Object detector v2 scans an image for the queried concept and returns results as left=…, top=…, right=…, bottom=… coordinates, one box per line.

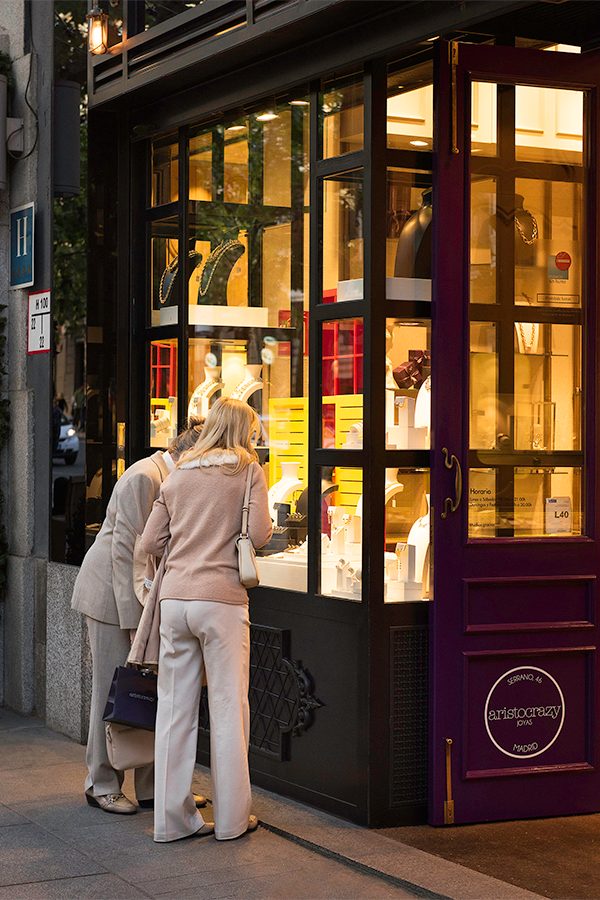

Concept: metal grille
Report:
left=199, top=624, right=298, bottom=761
left=390, top=626, right=429, bottom=807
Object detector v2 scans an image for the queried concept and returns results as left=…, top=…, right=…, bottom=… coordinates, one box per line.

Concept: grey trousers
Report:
left=85, top=616, right=154, bottom=799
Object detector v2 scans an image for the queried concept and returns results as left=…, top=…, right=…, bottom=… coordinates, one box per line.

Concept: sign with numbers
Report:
left=545, top=496, right=572, bottom=535
left=10, top=202, right=34, bottom=289
left=27, top=290, right=51, bottom=355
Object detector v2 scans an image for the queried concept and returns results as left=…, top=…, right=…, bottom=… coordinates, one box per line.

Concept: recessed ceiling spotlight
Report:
left=410, top=140, right=429, bottom=147
left=289, top=99, right=309, bottom=106
left=226, top=125, right=246, bottom=132
left=256, top=111, right=279, bottom=122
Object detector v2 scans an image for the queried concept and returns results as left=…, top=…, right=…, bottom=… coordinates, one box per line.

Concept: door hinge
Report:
left=444, top=737, right=455, bottom=824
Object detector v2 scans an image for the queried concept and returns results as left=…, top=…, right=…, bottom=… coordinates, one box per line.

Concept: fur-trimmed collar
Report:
left=179, top=451, right=239, bottom=469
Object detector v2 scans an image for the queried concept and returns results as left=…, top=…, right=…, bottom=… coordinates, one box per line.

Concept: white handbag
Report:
left=105, top=722, right=154, bottom=771
left=236, top=464, right=260, bottom=589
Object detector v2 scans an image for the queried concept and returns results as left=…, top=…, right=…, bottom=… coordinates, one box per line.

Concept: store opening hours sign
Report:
left=28, top=290, right=51, bottom=354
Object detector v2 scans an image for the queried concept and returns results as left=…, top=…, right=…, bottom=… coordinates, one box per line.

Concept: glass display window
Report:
left=151, top=134, right=179, bottom=206
left=321, top=75, right=364, bottom=159
left=470, top=176, right=497, bottom=306
left=387, top=60, right=433, bottom=151
left=319, top=466, right=363, bottom=601
left=322, top=171, right=364, bottom=303
left=384, top=468, right=431, bottom=602
left=150, top=217, right=179, bottom=326
left=468, top=466, right=582, bottom=539
left=386, top=168, right=433, bottom=302
left=471, top=82, right=498, bottom=157
left=321, top=318, right=363, bottom=449
left=189, top=128, right=213, bottom=201
left=385, top=318, right=430, bottom=450
left=149, top=339, right=178, bottom=448
left=224, top=117, right=249, bottom=204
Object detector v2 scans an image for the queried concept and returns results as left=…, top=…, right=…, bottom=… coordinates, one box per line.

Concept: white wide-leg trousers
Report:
left=153, top=599, right=251, bottom=843
left=84, top=616, right=154, bottom=800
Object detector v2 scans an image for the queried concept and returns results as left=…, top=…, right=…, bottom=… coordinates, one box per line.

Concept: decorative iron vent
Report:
left=390, top=626, right=428, bottom=807
left=199, top=623, right=322, bottom=762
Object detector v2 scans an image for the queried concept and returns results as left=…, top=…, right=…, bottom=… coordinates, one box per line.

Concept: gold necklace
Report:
left=516, top=321, right=538, bottom=354
left=198, top=240, right=243, bottom=297
left=515, top=208, right=538, bottom=245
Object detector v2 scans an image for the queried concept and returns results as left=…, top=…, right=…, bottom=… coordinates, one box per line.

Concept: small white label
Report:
left=545, top=496, right=572, bottom=535
left=27, top=290, right=51, bottom=354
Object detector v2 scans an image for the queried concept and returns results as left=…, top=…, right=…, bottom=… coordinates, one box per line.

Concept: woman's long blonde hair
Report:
left=176, top=397, right=260, bottom=473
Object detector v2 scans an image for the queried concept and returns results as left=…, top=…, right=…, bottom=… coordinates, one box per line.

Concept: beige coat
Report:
left=71, top=452, right=171, bottom=629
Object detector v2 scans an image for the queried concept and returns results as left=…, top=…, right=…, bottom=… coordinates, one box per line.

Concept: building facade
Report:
left=8, top=0, right=600, bottom=830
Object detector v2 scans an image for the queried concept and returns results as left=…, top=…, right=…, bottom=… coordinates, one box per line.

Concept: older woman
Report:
left=140, top=398, right=272, bottom=843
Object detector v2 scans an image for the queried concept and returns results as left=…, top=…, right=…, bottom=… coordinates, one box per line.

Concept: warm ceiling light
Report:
left=256, top=111, right=279, bottom=122
left=289, top=99, right=309, bottom=106
left=87, top=4, right=109, bottom=55
left=410, top=140, right=429, bottom=147
left=226, top=125, right=246, bottom=132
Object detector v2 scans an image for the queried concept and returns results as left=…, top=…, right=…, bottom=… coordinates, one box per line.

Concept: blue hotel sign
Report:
left=10, top=202, right=34, bottom=289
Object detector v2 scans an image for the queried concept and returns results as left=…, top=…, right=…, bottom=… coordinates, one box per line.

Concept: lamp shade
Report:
left=87, top=5, right=108, bottom=55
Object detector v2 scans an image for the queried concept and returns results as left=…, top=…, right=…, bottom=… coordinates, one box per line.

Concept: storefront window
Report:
left=386, top=168, right=432, bottom=301
left=183, top=97, right=310, bottom=592
left=322, top=171, right=364, bottom=302
left=150, top=218, right=179, bottom=326
left=321, top=318, right=363, bottom=449
left=151, top=134, right=178, bottom=206
left=384, top=468, right=431, bottom=602
left=319, top=466, right=363, bottom=601
left=385, top=319, right=430, bottom=450
left=149, top=339, right=178, bottom=448
left=387, top=61, right=433, bottom=151
left=321, top=75, right=364, bottom=159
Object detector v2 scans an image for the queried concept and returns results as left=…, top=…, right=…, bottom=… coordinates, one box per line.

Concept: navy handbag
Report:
left=102, top=666, right=158, bottom=732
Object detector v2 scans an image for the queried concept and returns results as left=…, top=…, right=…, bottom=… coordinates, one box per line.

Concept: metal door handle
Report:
left=441, top=447, right=462, bottom=519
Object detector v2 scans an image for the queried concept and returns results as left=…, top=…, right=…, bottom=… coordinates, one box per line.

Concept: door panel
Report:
left=431, top=42, right=600, bottom=825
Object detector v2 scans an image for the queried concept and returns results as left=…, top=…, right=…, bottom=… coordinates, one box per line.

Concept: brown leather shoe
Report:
left=85, top=792, right=137, bottom=815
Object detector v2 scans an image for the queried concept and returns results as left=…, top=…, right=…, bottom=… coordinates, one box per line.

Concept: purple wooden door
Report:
left=430, top=42, right=600, bottom=825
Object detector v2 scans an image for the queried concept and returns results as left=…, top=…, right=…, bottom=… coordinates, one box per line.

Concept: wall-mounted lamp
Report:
left=87, top=4, right=109, bottom=55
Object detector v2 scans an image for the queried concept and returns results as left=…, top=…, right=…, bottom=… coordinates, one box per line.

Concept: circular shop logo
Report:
left=484, top=666, right=565, bottom=759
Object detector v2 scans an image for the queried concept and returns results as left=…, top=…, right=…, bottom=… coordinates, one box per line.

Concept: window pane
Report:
left=150, top=217, right=179, bottom=326
left=470, top=322, right=498, bottom=451
left=151, top=134, right=178, bottom=206
left=321, top=76, right=364, bottom=159
left=149, top=339, right=178, bottom=448
left=321, top=318, right=363, bottom=449
left=320, top=466, right=363, bottom=601
left=189, top=129, right=213, bottom=201
left=385, top=468, right=431, bottom=602
left=322, top=172, right=364, bottom=302
left=387, top=61, right=433, bottom=151
left=386, top=318, right=430, bottom=450
left=471, top=82, right=497, bottom=156
left=224, top=118, right=248, bottom=204
left=516, top=85, right=582, bottom=165
left=387, top=168, right=432, bottom=301
left=470, top=176, right=497, bottom=305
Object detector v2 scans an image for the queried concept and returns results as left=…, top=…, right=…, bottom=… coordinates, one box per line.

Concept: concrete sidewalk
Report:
left=0, top=709, right=543, bottom=899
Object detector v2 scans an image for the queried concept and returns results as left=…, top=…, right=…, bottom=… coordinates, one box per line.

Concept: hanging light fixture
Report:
left=87, top=3, right=109, bottom=55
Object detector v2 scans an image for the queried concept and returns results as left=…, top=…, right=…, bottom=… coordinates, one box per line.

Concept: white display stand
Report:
left=160, top=305, right=269, bottom=327
left=337, top=276, right=431, bottom=303
left=268, top=461, right=303, bottom=521
left=230, top=365, right=263, bottom=402
left=407, top=494, right=430, bottom=585
left=187, top=365, right=223, bottom=419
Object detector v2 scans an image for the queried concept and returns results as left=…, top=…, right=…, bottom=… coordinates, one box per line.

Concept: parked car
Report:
left=53, top=414, right=79, bottom=466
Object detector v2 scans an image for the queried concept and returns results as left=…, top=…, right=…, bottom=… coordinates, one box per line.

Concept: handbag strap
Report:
left=240, top=464, right=252, bottom=538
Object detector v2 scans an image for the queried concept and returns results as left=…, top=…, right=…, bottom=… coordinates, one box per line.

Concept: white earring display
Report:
left=384, top=468, right=405, bottom=505
left=414, top=375, right=431, bottom=430
left=187, top=365, right=223, bottom=419
left=267, top=461, right=304, bottom=521
left=230, top=364, right=263, bottom=402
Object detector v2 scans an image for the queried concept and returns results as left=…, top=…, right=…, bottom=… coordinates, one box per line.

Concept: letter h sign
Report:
left=10, top=202, right=34, bottom=289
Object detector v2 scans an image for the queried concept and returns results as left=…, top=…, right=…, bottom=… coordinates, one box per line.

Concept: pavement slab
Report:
left=0, top=711, right=549, bottom=899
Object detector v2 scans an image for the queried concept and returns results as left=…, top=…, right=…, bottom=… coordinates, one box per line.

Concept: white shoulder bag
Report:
left=236, top=464, right=260, bottom=589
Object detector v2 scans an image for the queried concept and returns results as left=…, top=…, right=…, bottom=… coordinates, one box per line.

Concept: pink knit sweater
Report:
left=139, top=455, right=272, bottom=605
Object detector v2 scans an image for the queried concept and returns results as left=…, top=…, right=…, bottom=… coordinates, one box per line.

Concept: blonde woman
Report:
left=140, top=398, right=272, bottom=843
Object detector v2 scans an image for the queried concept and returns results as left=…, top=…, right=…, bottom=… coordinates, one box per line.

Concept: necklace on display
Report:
left=197, top=239, right=243, bottom=298
left=159, top=250, right=203, bottom=305
left=516, top=321, right=539, bottom=354
left=514, top=208, right=538, bottom=245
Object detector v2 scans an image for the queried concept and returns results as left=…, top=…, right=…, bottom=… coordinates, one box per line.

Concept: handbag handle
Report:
left=240, top=464, right=252, bottom=538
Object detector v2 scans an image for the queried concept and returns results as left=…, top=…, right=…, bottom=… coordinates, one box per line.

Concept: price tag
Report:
left=27, top=290, right=51, bottom=354
left=545, top=497, right=572, bottom=535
